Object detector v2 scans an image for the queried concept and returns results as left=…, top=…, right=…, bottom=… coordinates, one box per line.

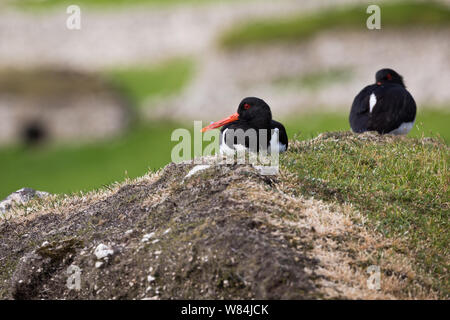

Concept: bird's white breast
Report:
left=389, top=121, right=415, bottom=135
left=269, top=128, right=286, bottom=153
left=219, top=128, right=236, bottom=156
left=369, top=93, right=377, bottom=113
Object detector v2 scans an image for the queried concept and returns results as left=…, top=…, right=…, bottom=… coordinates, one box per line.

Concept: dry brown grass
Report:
left=235, top=171, right=437, bottom=299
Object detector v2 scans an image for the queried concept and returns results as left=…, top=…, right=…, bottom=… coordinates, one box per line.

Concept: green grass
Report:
left=221, top=1, right=450, bottom=48
left=0, top=58, right=197, bottom=199
left=105, top=58, right=195, bottom=108
left=0, top=122, right=182, bottom=198
left=282, top=132, right=449, bottom=295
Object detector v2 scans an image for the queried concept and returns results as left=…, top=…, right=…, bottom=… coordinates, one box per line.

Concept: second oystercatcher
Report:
left=349, top=68, right=417, bottom=135
left=201, top=97, right=288, bottom=154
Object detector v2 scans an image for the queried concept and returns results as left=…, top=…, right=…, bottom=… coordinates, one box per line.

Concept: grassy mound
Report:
left=0, top=133, right=447, bottom=299
left=0, top=163, right=321, bottom=299
left=220, top=2, right=450, bottom=48
left=281, top=132, right=449, bottom=295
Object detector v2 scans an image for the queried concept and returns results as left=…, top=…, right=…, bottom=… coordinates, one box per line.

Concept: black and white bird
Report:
left=349, top=68, right=416, bottom=135
left=201, top=97, right=288, bottom=154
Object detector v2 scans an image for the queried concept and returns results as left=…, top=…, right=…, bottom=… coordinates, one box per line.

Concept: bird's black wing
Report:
left=349, top=85, right=375, bottom=133
left=368, top=85, right=416, bottom=134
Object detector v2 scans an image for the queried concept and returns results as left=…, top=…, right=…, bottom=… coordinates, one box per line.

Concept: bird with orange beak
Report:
left=201, top=97, right=288, bottom=155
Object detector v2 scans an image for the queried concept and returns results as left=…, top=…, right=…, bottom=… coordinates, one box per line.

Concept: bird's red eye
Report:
left=244, top=103, right=251, bottom=110
left=387, top=73, right=392, bottom=80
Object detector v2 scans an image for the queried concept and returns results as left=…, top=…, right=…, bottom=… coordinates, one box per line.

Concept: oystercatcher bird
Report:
left=349, top=68, right=416, bottom=135
left=201, top=97, right=288, bottom=154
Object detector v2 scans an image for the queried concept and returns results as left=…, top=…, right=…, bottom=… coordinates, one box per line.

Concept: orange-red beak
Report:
left=201, top=112, right=239, bottom=132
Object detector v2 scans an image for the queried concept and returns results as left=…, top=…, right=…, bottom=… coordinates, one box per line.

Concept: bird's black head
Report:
left=375, top=68, right=405, bottom=87
left=201, top=97, right=273, bottom=133
left=237, top=97, right=272, bottom=127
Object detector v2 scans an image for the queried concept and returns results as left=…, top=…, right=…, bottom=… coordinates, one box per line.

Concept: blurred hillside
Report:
left=0, top=0, right=449, bottom=198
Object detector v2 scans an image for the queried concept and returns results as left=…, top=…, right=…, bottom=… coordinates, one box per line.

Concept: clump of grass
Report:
left=281, top=132, right=449, bottom=294
left=221, top=1, right=450, bottom=48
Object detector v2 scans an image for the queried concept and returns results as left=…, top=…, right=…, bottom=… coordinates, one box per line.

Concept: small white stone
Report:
left=154, top=250, right=162, bottom=255
left=147, top=275, right=156, bottom=283
left=141, top=232, right=156, bottom=243
left=152, top=239, right=160, bottom=244
left=142, top=296, right=159, bottom=300
left=94, top=244, right=114, bottom=259
left=125, top=229, right=133, bottom=235
left=185, top=165, right=211, bottom=179
left=163, top=228, right=171, bottom=235
left=95, top=261, right=104, bottom=269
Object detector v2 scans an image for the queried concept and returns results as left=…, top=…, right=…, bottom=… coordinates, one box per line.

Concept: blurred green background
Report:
left=0, top=0, right=449, bottom=198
